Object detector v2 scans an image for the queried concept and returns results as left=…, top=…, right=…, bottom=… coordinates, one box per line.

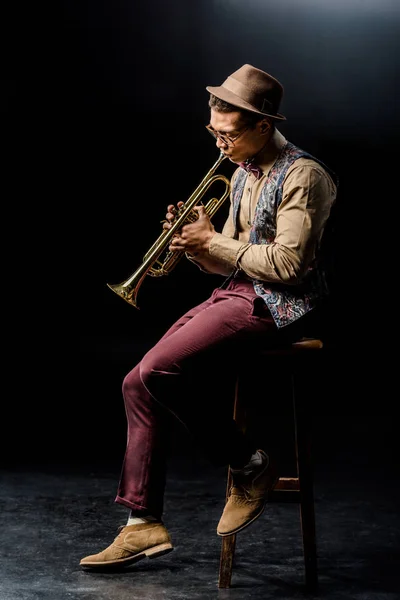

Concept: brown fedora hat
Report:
left=206, top=63, right=286, bottom=121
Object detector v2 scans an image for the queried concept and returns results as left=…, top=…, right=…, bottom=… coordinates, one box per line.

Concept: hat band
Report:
left=223, top=76, right=274, bottom=114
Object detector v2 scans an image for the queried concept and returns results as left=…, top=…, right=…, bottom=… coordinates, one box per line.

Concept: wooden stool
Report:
left=218, top=337, right=323, bottom=591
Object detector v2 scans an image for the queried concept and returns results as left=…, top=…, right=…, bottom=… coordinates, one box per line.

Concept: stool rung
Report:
left=275, top=477, right=300, bottom=490
left=270, top=477, right=300, bottom=502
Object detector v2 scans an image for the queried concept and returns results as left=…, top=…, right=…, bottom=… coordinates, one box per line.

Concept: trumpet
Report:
left=107, top=152, right=231, bottom=309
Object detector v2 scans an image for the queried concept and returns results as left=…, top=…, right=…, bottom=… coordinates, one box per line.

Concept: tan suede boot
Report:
left=80, top=522, right=173, bottom=570
left=217, top=450, right=279, bottom=536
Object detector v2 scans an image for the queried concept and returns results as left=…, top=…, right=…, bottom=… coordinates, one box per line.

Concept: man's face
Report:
left=208, top=109, right=269, bottom=164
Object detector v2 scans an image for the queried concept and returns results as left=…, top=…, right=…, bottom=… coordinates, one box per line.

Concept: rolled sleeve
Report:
left=209, top=233, right=246, bottom=266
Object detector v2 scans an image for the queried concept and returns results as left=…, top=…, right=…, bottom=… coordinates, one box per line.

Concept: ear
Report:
left=260, top=119, right=270, bottom=134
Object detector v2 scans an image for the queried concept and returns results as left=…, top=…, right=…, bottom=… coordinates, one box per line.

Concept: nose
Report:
left=216, top=136, right=228, bottom=150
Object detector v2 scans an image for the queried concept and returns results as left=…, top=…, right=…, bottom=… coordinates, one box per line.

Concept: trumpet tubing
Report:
left=107, top=152, right=231, bottom=308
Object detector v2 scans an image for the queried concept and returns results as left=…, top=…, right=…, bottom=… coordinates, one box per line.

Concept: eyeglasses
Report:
left=205, top=124, right=249, bottom=147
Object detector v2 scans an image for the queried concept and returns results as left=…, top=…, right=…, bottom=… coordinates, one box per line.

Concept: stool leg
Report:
left=218, top=465, right=235, bottom=588
left=218, top=533, right=236, bottom=588
left=292, top=373, right=318, bottom=592
left=218, top=377, right=245, bottom=588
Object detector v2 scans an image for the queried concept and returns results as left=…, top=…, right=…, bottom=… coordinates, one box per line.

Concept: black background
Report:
left=6, top=1, right=399, bottom=467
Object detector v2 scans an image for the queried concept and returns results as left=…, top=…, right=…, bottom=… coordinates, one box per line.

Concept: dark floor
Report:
left=1, top=442, right=400, bottom=600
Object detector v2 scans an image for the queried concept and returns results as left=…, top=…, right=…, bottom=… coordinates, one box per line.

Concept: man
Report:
left=80, top=63, right=337, bottom=570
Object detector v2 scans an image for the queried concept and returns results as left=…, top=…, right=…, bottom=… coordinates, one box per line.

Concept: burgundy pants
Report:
left=115, top=278, right=306, bottom=519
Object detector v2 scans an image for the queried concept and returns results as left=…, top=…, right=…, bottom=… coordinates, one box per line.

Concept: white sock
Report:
left=127, top=512, right=158, bottom=526
left=231, top=450, right=267, bottom=476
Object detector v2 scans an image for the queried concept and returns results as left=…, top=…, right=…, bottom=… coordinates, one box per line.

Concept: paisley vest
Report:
left=230, top=141, right=337, bottom=328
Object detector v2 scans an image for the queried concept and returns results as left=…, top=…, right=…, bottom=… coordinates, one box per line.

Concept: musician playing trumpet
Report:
left=80, top=63, right=337, bottom=571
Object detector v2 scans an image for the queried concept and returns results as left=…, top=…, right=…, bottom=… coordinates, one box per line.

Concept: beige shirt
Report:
left=192, top=129, right=337, bottom=285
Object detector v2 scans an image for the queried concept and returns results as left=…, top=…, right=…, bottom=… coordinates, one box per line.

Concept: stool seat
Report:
left=289, top=337, right=323, bottom=351
left=218, top=337, right=323, bottom=591
left=263, top=337, right=324, bottom=355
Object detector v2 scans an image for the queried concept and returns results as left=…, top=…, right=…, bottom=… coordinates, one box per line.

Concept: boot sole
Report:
left=80, top=542, right=174, bottom=570
left=217, top=500, right=267, bottom=537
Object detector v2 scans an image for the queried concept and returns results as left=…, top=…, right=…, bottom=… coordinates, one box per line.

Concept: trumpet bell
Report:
left=107, top=282, right=139, bottom=309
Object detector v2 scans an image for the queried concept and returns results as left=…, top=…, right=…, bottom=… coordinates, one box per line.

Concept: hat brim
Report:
left=206, top=85, right=286, bottom=121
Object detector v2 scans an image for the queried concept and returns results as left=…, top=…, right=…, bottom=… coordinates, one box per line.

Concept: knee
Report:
left=139, top=352, right=180, bottom=398
left=139, top=354, right=159, bottom=391
left=122, top=364, right=141, bottom=405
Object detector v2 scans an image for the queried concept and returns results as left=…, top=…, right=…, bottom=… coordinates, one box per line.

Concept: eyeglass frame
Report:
left=205, top=123, right=250, bottom=147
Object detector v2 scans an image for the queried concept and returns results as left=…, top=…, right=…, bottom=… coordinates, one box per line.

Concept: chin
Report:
left=227, top=153, right=240, bottom=164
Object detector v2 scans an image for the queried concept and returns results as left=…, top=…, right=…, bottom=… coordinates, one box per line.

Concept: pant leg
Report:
left=115, top=294, right=218, bottom=517
left=115, top=363, right=168, bottom=519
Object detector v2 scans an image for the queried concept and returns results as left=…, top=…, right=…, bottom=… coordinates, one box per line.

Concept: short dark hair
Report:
left=208, top=93, right=273, bottom=128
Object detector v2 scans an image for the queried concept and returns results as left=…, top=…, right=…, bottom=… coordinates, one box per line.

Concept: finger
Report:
left=165, top=211, right=176, bottom=223
left=169, top=243, right=179, bottom=252
left=171, top=235, right=184, bottom=247
left=194, top=204, right=205, bottom=215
